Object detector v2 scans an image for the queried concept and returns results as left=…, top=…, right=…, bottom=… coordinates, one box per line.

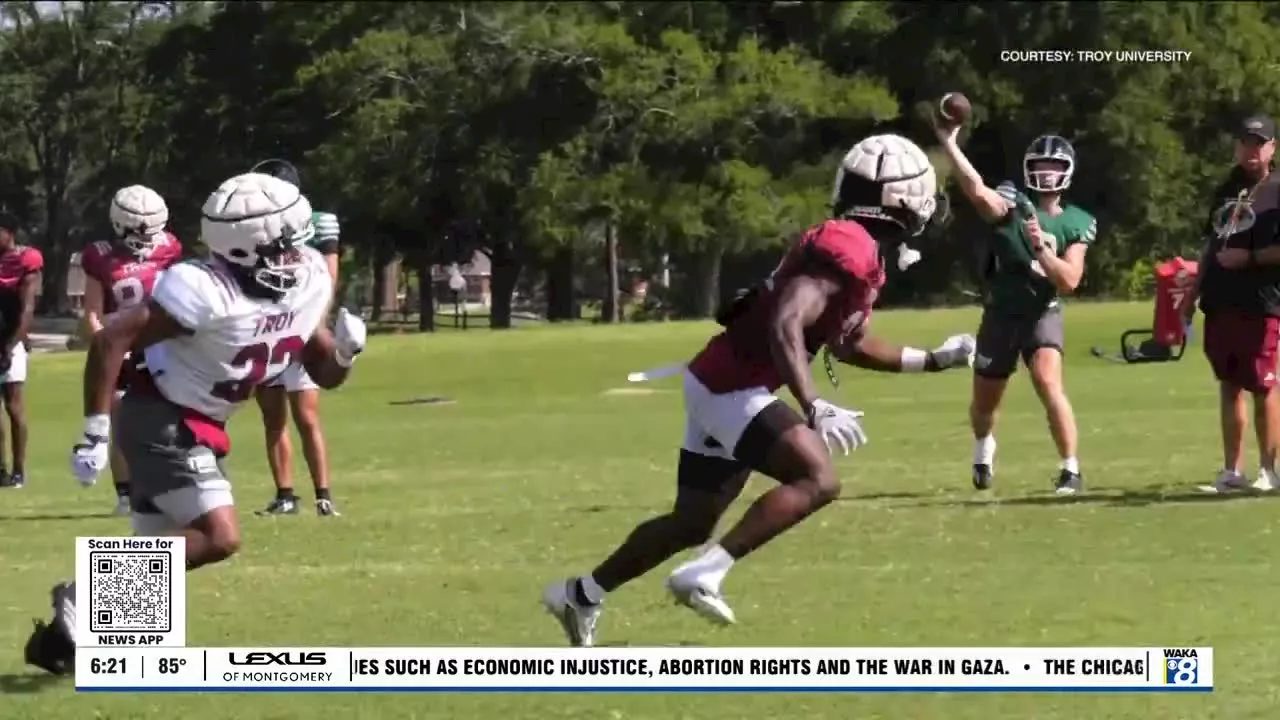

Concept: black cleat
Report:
left=0, top=470, right=20, bottom=488
left=1054, top=469, right=1083, bottom=495
left=24, top=619, right=74, bottom=676
left=255, top=496, right=299, bottom=516
left=972, top=463, right=993, bottom=490
left=315, top=498, right=340, bottom=517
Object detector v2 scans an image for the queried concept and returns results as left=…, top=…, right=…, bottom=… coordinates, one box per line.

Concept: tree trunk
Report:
left=370, top=242, right=393, bottom=322
left=38, top=191, right=67, bottom=315
left=601, top=222, right=620, bottom=323
left=545, top=247, right=576, bottom=321
left=692, top=247, right=723, bottom=319
left=416, top=253, right=435, bottom=332
left=488, top=241, right=521, bottom=329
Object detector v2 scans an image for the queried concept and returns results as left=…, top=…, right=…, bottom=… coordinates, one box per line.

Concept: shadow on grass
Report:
left=0, top=672, right=65, bottom=695
left=0, top=512, right=116, bottom=522
left=906, top=483, right=1277, bottom=509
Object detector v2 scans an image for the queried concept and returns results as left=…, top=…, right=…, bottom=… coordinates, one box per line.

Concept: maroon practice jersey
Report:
left=687, top=219, right=885, bottom=393
left=81, top=233, right=183, bottom=321
left=0, top=245, right=44, bottom=341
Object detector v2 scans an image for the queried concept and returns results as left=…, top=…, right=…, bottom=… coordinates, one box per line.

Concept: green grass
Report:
left=0, top=300, right=1271, bottom=719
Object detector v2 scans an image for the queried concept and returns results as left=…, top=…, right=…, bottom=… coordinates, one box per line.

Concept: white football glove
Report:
left=334, top=307, right=367, bottom=367
left=70, top=414, right=111, bottom=487
left=931, top=333, right=977, bottom=369
left=807, top=399, right=868, bottom=456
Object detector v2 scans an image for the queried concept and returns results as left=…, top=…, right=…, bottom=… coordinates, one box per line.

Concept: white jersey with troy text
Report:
left=144, top=245, right=332, bottom=422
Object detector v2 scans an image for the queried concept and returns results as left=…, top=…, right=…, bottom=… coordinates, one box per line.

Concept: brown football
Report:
left=938, top=92, right=972, bottom=125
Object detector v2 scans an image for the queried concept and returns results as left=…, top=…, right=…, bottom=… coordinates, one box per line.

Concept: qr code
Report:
left=88, top=551, right=172, bottom=633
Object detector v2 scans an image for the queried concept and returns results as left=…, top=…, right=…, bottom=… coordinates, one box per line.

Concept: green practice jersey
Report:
left=983, top=180, right=1096, bottom=316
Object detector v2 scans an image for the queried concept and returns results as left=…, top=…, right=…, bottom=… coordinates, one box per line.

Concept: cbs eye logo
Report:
left=1164, top=657, right=1198, bottom=685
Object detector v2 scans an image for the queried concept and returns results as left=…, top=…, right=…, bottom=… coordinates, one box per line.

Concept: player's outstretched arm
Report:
left=302, top=307, right=366, bottom=390
left=83, top=299, right=189, bottom=417
left=768, top=273, right=841, bottom=415
left=830, top=331, right=975, bottom=374
left=935, top=125, right=1009, bottom=224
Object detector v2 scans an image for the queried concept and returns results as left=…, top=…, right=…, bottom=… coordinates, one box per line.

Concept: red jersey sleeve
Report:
left=19, top=246, right=43, bottom=275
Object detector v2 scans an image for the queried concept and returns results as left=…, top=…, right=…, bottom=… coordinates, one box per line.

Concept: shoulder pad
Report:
left=19, top=246, right=43, bottom=273
left=81, top=242, right=108, bottom=276
left=807, top=220, right=881, bottom=283
left=151, top=261, right=224, bottom=331
left=157, top=233, right=184, bottom=264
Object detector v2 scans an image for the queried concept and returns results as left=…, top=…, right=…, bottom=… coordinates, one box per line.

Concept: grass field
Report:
left=1, top=300, right=1274, bottom=719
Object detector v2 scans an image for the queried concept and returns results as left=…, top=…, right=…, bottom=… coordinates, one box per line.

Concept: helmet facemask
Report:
left=251, top=239, right=311, bottom=296
left=201, top=172, right=315, bottom=300
left=114, top=226, right=162, bottom=259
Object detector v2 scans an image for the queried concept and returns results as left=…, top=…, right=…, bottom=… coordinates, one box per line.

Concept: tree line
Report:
left=2, top=1, right=1277, bottom=329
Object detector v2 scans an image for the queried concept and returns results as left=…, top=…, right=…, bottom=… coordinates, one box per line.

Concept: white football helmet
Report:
left=200, top=173, right=315, bottom=295
left=109, top=185, right=169, bottom=258
left=831, top=134, right=939, bottom=238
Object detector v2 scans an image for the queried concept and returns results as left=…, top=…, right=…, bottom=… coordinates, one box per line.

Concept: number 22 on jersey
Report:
left=211, top=336, right=305, bottom=402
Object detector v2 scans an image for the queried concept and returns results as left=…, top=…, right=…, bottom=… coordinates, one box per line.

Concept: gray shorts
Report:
left=115, top=393, right=235, bottom=535
left=973, top=305, right=1065, bottom=379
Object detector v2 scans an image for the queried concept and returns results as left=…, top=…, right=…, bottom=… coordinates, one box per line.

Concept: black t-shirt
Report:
left=1198, top=167, right=1280, bottom=317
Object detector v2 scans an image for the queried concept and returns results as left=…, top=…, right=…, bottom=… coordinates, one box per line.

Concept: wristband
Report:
left=83, top=413, right=110, bottom=440
left=901, top=348, right=928, bottom=373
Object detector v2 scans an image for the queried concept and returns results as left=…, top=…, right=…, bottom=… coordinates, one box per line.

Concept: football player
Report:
left=541, top=134, right=976, bottom=646
left=935, top=121, right=1097, bottom=494
left=23, top=173, right=368, bottom=676
left=0, top=212, right=42, bottom=489
left=79, top=185, right=183, bottom=513
left=248, top=159, right=343, bottom=517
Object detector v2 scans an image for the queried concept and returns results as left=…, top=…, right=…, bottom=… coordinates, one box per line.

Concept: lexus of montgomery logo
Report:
left=227, top=651, right=327, bottom=667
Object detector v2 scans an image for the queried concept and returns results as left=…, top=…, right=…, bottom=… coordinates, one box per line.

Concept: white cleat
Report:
left=665, top=571, right=736, bottom=626
left=1198, top=470, right=1254, bottom=494
left=541, top=580, right=601, bottom=648
left=1253, top=469, right=1278, bottom=493
left=113, top=496, right=131, bottom=516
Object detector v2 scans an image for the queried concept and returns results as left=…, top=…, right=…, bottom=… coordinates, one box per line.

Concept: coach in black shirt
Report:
left=1190, top=114, right=1280, bottom=492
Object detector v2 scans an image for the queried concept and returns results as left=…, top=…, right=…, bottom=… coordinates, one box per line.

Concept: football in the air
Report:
left=938, top=92, right=972, bottom=126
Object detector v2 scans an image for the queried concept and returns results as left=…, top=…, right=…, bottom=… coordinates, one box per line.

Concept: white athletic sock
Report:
left=682, top=544, right=735, bottom=593
left=58, top=581, right=77, bottom=639
left=577, top=575, right=606, bottom=605
left=1060, top=456, right=1080, bottom=475
left=973, top=436, right=996, bottom=466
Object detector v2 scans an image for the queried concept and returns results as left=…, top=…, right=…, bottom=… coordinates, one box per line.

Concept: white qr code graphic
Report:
left=88, top=551, right=173, bottom=633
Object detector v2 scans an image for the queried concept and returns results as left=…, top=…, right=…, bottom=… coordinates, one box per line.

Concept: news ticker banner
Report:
left=76, top=647, right=1213, bottom=693
left=70, top=538, right=1213, bottom=693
